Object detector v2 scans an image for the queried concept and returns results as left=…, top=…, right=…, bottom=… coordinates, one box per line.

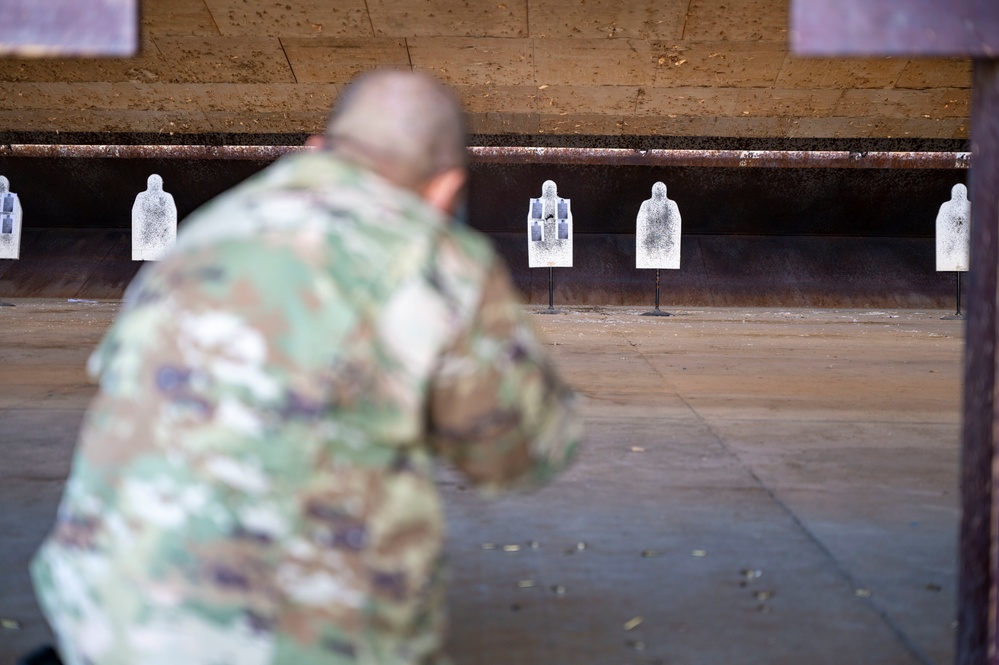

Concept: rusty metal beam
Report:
left=0, top=144, right=972, bottom=169
left=469, top=147, right=970, bottom=169
left=0, top=144, right=300, bottom=161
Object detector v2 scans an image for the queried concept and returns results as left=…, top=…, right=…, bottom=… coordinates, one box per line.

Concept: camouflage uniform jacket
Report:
left=31, top=152, right=582, bottom=665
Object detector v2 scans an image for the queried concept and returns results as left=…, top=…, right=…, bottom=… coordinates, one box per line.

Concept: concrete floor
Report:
left=0, top=300, right=962, bottom=665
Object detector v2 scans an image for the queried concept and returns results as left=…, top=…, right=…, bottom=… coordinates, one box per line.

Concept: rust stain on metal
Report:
left=0, top=144, right=971, bottom=169
left=0, top=144, right=306, bottom=161
left=467, top=147, right=971, bottom=169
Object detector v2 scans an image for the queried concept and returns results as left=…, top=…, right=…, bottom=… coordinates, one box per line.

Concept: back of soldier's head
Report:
left=326, top=70, right=467, bottom=189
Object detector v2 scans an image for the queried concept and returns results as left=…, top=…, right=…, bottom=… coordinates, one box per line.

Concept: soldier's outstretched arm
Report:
left=428, top=260, right=582, bottom=492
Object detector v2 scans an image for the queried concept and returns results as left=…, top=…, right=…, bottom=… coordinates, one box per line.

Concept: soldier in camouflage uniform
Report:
left=31, top=71, right=581, bottom=665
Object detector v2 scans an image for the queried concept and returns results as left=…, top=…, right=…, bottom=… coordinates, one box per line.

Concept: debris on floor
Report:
left=623, top=616, right=643, bottom=631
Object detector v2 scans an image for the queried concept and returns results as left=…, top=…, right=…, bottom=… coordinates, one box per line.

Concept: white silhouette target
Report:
left=936, top=183, right=970, bottom=272
left=527, top=180, right=573, bottom=268
left=132, top=174, right=177, bottom=261
left=0, top=176, right=23, bottom=260
left=636, top=182, right=681, bottom=270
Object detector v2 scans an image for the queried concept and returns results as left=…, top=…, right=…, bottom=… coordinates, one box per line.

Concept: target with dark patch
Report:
left=132, top=174, right=177, bottom=262
left=0, top=176, right=23, bottom=260
left=936, top=183, right=970, bottom=272
left=527, top=179, right=573, bottom=268
left=636, top=182, right=681, bottom=270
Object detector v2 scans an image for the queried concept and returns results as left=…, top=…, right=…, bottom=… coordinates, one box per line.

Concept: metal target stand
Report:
left=941, top=271, right=965, bottom=320
left=641, top=269, right=672, bottom=317
left=536, top=267, right=561, bottom=314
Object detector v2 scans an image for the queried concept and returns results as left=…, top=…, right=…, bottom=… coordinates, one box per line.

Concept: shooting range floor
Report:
left=0, top=300, right=962, bottom=665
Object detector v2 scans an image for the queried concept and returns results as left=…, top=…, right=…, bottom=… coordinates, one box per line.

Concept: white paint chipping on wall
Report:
left=636, top=181, right=681, bottom=270
left=936, top=183, right=970, bottom=272
left=132, top=174, right=177, bottom=261
left=0, top=176, right=23, bottom=260
left=527, top=180, right=573, bottom=268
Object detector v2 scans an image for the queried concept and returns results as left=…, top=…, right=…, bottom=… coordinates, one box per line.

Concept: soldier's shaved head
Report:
left=325, top=70, right=467, bottom=190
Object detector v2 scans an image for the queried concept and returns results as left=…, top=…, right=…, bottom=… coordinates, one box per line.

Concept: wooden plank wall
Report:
left=0, top=0, right=972, bottom=138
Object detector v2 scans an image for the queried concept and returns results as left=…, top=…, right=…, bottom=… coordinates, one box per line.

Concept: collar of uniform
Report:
left=279, top=149, right=452, bottom=224
left=270, top=150, right=449, bottom=224
left=274, top=150, right=426, bottom=205
left=173, top=150, right=449, bottom=253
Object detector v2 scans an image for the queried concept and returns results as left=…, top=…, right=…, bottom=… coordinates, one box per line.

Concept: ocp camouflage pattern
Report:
left=31, top=152, right=582, bottom=665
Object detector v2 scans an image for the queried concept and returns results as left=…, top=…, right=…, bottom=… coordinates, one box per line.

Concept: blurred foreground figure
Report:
left=31, top=70, right=581, bottom=665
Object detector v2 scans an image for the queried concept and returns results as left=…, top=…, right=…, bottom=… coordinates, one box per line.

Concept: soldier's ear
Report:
left=304, top=135, right=326, bottom=150
left=420, top=168, right=467, bottom=218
